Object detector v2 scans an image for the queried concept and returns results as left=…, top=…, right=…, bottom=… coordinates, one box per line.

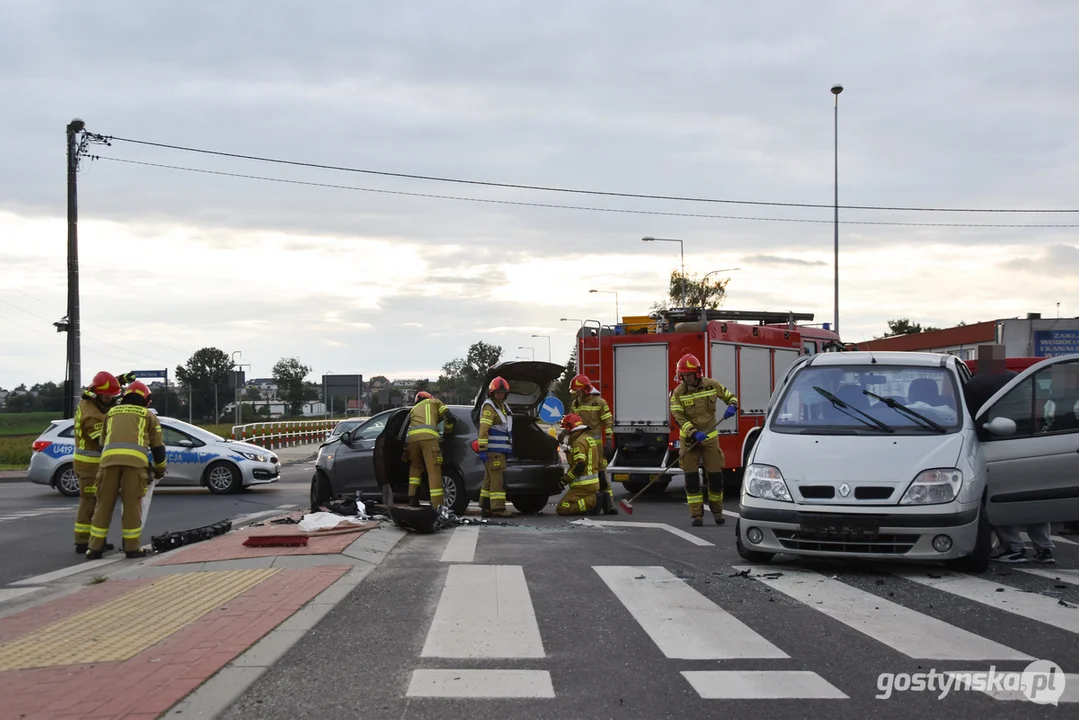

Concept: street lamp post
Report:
left=698, top=267, right=741, bottom=323
left=642, top=236, right=685, bottom=309
left=560, top=317, right=584, bottom=327
left=589, top=289, right=619, bottom=326
left=531, top=334, right=551, bottom=362
left=519, top=346, right=534, bottom=360
left=232, top=351, right=242, bottom=427
left=832, top=84, right=843, bottom=334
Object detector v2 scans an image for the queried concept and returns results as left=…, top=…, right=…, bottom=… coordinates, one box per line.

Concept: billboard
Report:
left=323, top=374, right=364, bottom=413
left=1034, top=329, right=1079, bottom=357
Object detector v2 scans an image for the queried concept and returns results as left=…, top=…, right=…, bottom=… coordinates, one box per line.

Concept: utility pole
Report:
left=58, top=119, right=110, bottom=418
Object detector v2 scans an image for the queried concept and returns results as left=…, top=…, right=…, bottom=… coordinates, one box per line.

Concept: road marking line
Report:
left=735, top=566, right=1032, bottom=660
left=406, top=669, right=554, bottom=698
left=722, top=509, right=740, bottom=519
left=421, top=565, right=544, bottom=659
left=441, top=527, right=479, bottom=563
left=232, top=509, right=283, bottom=524
left=569, top=519, right=715, bottom=546
left=893, top=569, right=1079, bottom=635
left=943, top=671, right=1079, bottom=702
left=275, top=504, right=298, bottom=509
left=0, top=587, right=44, bottom=604
left=1016, top=568, right=1079, bottom=585
left=594, top=566, right=788, bottom=659
left=682, top=670, right=848, bottom=699
left=11, top=558, right=123, bottom=586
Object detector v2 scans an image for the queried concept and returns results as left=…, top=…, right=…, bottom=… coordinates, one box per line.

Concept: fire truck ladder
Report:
left=579, top=319, right=604, bottom=382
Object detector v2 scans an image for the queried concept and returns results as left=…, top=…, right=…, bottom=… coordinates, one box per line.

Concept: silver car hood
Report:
left=752, top=431, right=965, bottom=486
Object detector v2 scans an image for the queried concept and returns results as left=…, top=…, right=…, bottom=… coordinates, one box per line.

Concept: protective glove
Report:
left=116, top=371, right=138, bottom=385
left=153, top=466, right=166, bottom=480
left=723, top=404, right=738, bottom=420
left=478, top=452, right=488, bottom=463
left=692, top=431, right=708, bottom=444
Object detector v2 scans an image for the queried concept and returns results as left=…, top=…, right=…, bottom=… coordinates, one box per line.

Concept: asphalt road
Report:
left=221, top=483, right=1079, bottom=719
left=0, top=462, right=315, bottom=587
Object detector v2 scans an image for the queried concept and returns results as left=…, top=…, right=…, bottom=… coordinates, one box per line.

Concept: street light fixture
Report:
left=531, top=334, right=551, bottom=362
left=589, top=289, right=619, bottom=326
left=698, top=268, right=740, bottom=323
left=560, top=317, right=584, bottom=327
left=832, top=84, right=843, bottom=334
left=519, top=346, right=534, bottom=360
left=642, top=236, right=685, bottom=309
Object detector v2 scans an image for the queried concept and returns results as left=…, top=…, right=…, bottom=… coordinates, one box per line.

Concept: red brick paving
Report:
left=151, top=523, right=374, bottom=564
left=0, top=565, right=351, bottom=719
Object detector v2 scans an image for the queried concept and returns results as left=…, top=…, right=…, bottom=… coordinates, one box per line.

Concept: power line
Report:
left=105, top=135, right=1079, bottom=214
left=94, top=156, right=1079, bottom=228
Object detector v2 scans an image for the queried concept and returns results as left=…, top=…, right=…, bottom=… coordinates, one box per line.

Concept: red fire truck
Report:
left=574, top=309, right=842, bottom=494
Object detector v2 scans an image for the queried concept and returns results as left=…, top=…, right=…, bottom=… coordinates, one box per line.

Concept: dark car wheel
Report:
left=511, top=494, right=548, bottom=515
left=310, top=471, right=333, bottom=509
left=205, top=461, right=241, bottom=494
left=442, top=469, right=469, bottom=515
left=53, top=464, right=80, bottom=498
left=948, top=500, right=991, bottom=574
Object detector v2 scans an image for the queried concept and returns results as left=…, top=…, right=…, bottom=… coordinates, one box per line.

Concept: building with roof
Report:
left=856, top=312, right=1079, bottom=360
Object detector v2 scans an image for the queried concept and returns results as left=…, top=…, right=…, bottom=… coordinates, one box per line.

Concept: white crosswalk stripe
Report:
left=0, top=507, right=71, bottom=525
left=403, top=527, right=1078, bottom=704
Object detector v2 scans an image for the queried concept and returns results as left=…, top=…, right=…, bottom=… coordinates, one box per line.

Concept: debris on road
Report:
left=150, top=519, right=233, bottom=554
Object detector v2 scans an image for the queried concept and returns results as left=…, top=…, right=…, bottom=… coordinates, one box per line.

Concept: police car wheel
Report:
left=54, top=464, right=80, bottom=498
left=205, top=461, right=241, bottom=494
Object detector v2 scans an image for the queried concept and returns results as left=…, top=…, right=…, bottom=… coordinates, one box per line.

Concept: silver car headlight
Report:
left=900, top=468, right=963, bottom=505
left=239, top=451, right=268, bottom=463
left=743, top=464, right=792, bottom=502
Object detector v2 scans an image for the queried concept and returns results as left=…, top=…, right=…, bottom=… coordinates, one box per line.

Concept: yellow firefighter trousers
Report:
left=589, top=432, right=614, bottom=505
left=556, top=480, right=600, bottom=516
left=74, top=470, right=100, bottom=545
left=680, top=438, right=725, bottom=519
left=89, top=466, right=146, bottom=553
left=407, top=437, right=444, bottom=508
left=481, top=453, right=507, bottom=511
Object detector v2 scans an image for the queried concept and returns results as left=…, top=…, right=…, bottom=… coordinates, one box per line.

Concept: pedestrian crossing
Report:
left=403, top=525, right=1079, bottom=704
left=0, top=507, right=71, bottom=525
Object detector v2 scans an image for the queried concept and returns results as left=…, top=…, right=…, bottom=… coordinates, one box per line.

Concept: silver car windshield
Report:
left=771, top=364, right=962, bottom=434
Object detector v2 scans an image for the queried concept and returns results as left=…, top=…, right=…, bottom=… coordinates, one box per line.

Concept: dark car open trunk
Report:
left=507, top=416, right=559, bottom=464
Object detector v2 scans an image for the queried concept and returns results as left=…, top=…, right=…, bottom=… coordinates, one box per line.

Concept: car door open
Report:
left=977, top=354, right=1079, bottom=525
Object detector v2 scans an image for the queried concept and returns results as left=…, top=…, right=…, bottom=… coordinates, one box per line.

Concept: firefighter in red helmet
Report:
left=568, top=373, right=617, bottom=514
left=554, top=413, right=603, bottom=515
left=406, top=390, right=455, bottom=508
left=474, top=376, right=513, bottom=517
left=670, top=353, right=738, bottom=526
left=72, top=370, right=137, bottom=554
left=87, top=380, right=167, bottom=559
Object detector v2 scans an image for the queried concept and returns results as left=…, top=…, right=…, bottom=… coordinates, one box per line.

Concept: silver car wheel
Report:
left=59, top=467, right=79, bottom=496
left=442, top=473, right=457, bottom=508
left=208, top=465, right=236, bottom=492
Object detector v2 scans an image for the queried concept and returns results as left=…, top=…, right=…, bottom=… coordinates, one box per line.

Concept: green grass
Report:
left=0, top=435, right=34, bottom=467
left=0, top=411, right=61, bottom=437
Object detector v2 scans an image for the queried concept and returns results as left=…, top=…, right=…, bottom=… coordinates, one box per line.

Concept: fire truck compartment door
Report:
left=710, top=342, right=738, bottom=433
left=613, top=343, right=669, bottom=427
left=738, top=345, right=772, bottom=415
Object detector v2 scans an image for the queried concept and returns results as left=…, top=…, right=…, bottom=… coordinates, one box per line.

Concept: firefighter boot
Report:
left=76, top=541, right=114, bottom=554
left=707, top=471, right=726, bottom=525
left=126, top=549, right=148, bottom=559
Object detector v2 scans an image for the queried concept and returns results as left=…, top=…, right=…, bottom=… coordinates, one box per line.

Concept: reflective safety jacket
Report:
left=570, top=391, right=613, bottom=441
left=407, top=398, right=454, bottom=441
left=563, top=431, right=601, bottom=488
left=670, top=377, right=738, bottom=442
left=100, top=403, right=167, bottom=473
left=477, top=398, right=513, bottom=454
left=73, top=397, right=107, bottom=476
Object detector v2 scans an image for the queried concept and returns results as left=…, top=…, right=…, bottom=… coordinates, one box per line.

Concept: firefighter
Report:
left=72, top=371, right=131, bottom=553
left=86, top=381, right=167, bottom=559
left=568, top=373, right=618, bottom=514
left=670, top=353, right=738, bottom=526
left=475, top=377, right=513, bottom=517
left=406, top=390, right=455, bottom=508
left=555, top=413, right=603, bottom=516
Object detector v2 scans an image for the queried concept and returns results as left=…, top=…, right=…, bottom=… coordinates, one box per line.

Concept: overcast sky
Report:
left=2, top=0, right=1078, bottom=390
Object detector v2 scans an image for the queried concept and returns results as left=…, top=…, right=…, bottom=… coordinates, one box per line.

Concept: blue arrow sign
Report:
left=539, top=395, right=564, bottom=423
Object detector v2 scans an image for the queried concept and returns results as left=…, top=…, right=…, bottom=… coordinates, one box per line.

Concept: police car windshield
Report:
left=771, top=365, right=962, bottom=434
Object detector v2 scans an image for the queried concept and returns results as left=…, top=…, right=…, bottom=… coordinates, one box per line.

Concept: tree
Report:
left=272, top=357, right=312, bottom=417
left=175, top=347, right=234, bottom=422
left=651, top=269, right=730, bottom=314
left=368, top=375, right=391, bottom=389
left=434, top=342, right=504, bottom=404
left=882, top=319, right=941, bottom=337
left=553, top=347, right=578, bottom=406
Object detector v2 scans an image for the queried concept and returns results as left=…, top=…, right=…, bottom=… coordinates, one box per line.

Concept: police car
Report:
left=27, top=414, right=281, bottom=497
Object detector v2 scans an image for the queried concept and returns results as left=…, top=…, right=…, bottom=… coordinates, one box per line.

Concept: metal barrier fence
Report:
left=230, top=419, right=364, bottom=450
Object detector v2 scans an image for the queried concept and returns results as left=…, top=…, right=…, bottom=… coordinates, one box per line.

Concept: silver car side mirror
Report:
left=983, top=416, right=1017, bottom=436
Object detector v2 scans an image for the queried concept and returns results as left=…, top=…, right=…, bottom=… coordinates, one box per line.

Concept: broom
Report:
left=619, top=440, right=700, bottom=514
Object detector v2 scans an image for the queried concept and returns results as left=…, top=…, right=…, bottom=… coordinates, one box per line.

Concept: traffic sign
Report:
left=131, top=370, right=167, bottom=379
left=539, top=395, right=564, bottom=424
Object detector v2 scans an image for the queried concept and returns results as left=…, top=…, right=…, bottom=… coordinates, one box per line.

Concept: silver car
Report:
left=736, top=351, right=1079, bottom=572
left=27, top=415, right=281, bottom=496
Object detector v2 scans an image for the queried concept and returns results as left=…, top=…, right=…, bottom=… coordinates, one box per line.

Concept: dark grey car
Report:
left=311, top=361, right=566, bottom=515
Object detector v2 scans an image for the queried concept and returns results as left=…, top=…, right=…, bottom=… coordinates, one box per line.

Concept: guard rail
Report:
left=230, top=419, right=363, bottom=450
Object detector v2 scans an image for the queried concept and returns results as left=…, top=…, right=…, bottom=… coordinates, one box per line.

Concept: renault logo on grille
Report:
left=839, top=483, right=851, bottom=497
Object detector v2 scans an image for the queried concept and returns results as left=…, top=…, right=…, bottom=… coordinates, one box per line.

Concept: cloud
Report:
left=1005, top=244, right=1079, bottom=276
left=743, top=254, right=828, bottom=267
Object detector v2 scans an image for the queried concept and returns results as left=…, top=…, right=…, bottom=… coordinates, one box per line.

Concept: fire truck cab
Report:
left=575, top=310, right=842, bottom=494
